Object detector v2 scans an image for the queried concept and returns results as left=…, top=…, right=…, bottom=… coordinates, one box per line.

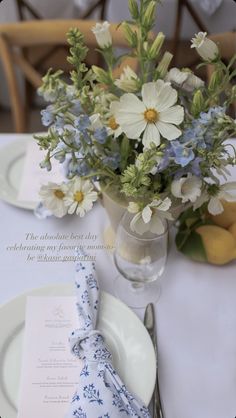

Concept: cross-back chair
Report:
left=0, top=19, right=138, bottom=133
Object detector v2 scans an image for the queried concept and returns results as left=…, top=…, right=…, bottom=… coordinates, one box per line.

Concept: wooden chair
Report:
left=206, top=32, right=236, bottom=114
left=0, top=20, right=138, bottom=133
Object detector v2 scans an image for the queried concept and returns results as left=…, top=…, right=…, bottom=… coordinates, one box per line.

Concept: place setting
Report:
left=0, top=0, right=236, bottom=417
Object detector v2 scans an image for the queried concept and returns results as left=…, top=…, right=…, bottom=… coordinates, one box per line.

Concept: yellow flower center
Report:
left=144, top=108, right=159, bottom=123
left=74, top=191, right=84, bottom=203
left=108, top=117, right=119, bottom=131
left=54, top=189, right=65, bottom=199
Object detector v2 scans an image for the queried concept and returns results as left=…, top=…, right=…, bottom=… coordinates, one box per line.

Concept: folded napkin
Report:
left=199, top=0, right=223, bottom=16
left=65, top=250, right=151, bottom=418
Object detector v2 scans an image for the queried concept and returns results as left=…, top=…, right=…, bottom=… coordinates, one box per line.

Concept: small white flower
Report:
left=91, top=21, right=112, bottom=49
left=107, top=101, right=123, bottom=138
left=39, top=182, right=68, bottom=218
left=114, top=80, right=184, bottom=149
left=191, top=32, right=219, bottom=61
left=194, top=182, right=236, bottom=215
left=129, top=197, right=172, bottom=235
left=166, top=68, right=189, bottom=85
left=114, top=66, right=139, bottom=93
left=166, top=67, right=204, bottom=92
left=64, top=178, right=98, bottom=217
left=171, top=174, right=202, bottom=203
left=183, top=72, right=204, bottom=91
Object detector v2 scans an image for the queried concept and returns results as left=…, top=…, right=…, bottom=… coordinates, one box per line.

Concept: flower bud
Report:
left=191, top=90, right=204, bottom=117
left=208, top=68, right=223, bottom=92
left=156, top=52, right=173, bottom=78
left=122, top=22, right=138, bottom=48
left=149, top=32, right=165, bottom=59
left=191, top=32, right=219, bottom=62
left=143, top=1, right=156, bottom=27
left=92, top=66, right=111, bottom=84
left=91, top=21, right=112, bottom=49
left=128, top=0, right=139, bottom=19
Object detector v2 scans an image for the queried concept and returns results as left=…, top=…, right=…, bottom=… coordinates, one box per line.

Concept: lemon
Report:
left=228, top=222, right=236, bottom=242
left=196, top=225, right=236, bottom=265
left=210, top=201, right=236, bottom=228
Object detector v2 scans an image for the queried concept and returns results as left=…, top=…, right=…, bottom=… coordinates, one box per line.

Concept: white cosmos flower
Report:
left=64, top=178, right=98, bottom=217
left=39, top=182, right=68, bottom=218
left=171, top=174, right=202, bottom=203
left=114, top=66, right=139, bottom=93
left=113, top=80, right=184, bottom=149
left=194, top=182, right=236, bottom=215
left=191, top=32, right=219, bottom=61
left=128, top=197, right=172, bottom=235
left=91, top=21, right=112, bottom=49
left=166, top=67, right=204, bottom=92
left=107, top=101, right=123, bottom=138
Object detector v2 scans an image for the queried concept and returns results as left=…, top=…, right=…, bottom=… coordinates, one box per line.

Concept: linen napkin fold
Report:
left=65, top=250, right=151, bottom=418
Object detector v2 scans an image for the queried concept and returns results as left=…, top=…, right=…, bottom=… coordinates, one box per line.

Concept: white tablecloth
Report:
left=1, top=134, right=236, bottom=418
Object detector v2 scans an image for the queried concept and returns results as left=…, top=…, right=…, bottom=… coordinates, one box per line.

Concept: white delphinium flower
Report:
left=128, top=197, right=172, bottom=235
left=191, top=32, right=219, bottom=61
left=114, top=80, right=184, bottom=149
left=194, top=182, right=236, bottom=215
left=39, top=182, right=68, bottom=218
left=166, top=68, right=204, bottom=92
left=91, top=21, right=112, bottom=49
left=64, top=178, right=98, bottom=216
left=114, top=66, right=139, bottom=93
left=171, top=174, right=202, bottom=203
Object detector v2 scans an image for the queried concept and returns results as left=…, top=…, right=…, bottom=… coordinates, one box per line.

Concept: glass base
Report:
left=114, top=275, right=161, bottom=309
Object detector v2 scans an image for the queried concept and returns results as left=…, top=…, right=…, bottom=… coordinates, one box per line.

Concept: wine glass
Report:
left=114, top=211, right=168, bottom=309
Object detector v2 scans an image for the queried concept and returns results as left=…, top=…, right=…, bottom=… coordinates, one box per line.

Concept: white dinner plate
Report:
left=0, top=137, right=36, bottom=210
left=0, top=283, right=156, bottom=418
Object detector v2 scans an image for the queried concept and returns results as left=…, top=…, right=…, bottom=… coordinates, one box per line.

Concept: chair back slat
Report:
left=0, top=19, right=138, bottom=133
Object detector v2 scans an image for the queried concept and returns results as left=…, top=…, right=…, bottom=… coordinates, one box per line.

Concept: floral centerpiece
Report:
left=36, top=0, right=236, bottom=245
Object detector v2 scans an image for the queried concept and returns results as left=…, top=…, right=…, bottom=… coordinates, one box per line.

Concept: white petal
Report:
left=152, top=197, right=172, bottom=211
left=156, top=84, right=177, bottom=112
left=159, top=105, right=184, bottom=125
left=208, top=197, right=224, bottom=215
left=141, top=82, right=159, bottom=108
left=130, top=213, right=149, bottom=235
left=142, top=205, right=152, bottom=224
left=150, top=215, right=165, bottom=235
left=193, top=192, right=208, bottom=210
left=121, top=119, right=147, bottom=139
left=142, top=123, right=160, bottom=148
left=156, top=121, right=182, bottom=140
left=116, top=93, right=146, bottom=115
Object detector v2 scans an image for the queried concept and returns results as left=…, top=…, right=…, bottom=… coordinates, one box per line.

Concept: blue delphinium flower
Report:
left=71, top=99, right=83, bottom=116
left=103, top=153, right=120, bottom=170
left=76, top=161, right=91, bottom=176
left=171, top=141, right=195, bottom=167
left=190, top=156, right=202, bottom=176
left=54, top=143, right=67, bottom=163
left=41, top=105, right=55, bottom=126
left=94, top=127, right=108, bottom=144
left=75, top=115, right=91, bottom=132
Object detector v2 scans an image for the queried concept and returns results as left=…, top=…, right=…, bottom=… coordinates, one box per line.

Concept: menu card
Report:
left=17, top=140, right=64, bottom=203
left=17, top=296, right=82, bottom=418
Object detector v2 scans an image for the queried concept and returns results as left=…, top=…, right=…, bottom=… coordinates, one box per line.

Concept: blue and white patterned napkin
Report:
left=199, top=0, right=222, bottom=16
left=65, top=251, right=151, bottom=418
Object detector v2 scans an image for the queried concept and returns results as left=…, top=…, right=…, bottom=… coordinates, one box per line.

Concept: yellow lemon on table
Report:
left=196, top=225, right=236, bottom=265
left=210, top=201, right=236, bottom=228
left=228, top=222, right=236, bottom=242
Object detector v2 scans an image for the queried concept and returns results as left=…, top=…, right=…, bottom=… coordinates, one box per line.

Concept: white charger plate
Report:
left=0, top=283, right=156, bottom=418
left=0, top=137, right=37, bottom=210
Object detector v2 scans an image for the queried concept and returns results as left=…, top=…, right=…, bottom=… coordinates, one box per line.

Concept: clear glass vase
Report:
left=113, top=211, right=168, bottom=309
